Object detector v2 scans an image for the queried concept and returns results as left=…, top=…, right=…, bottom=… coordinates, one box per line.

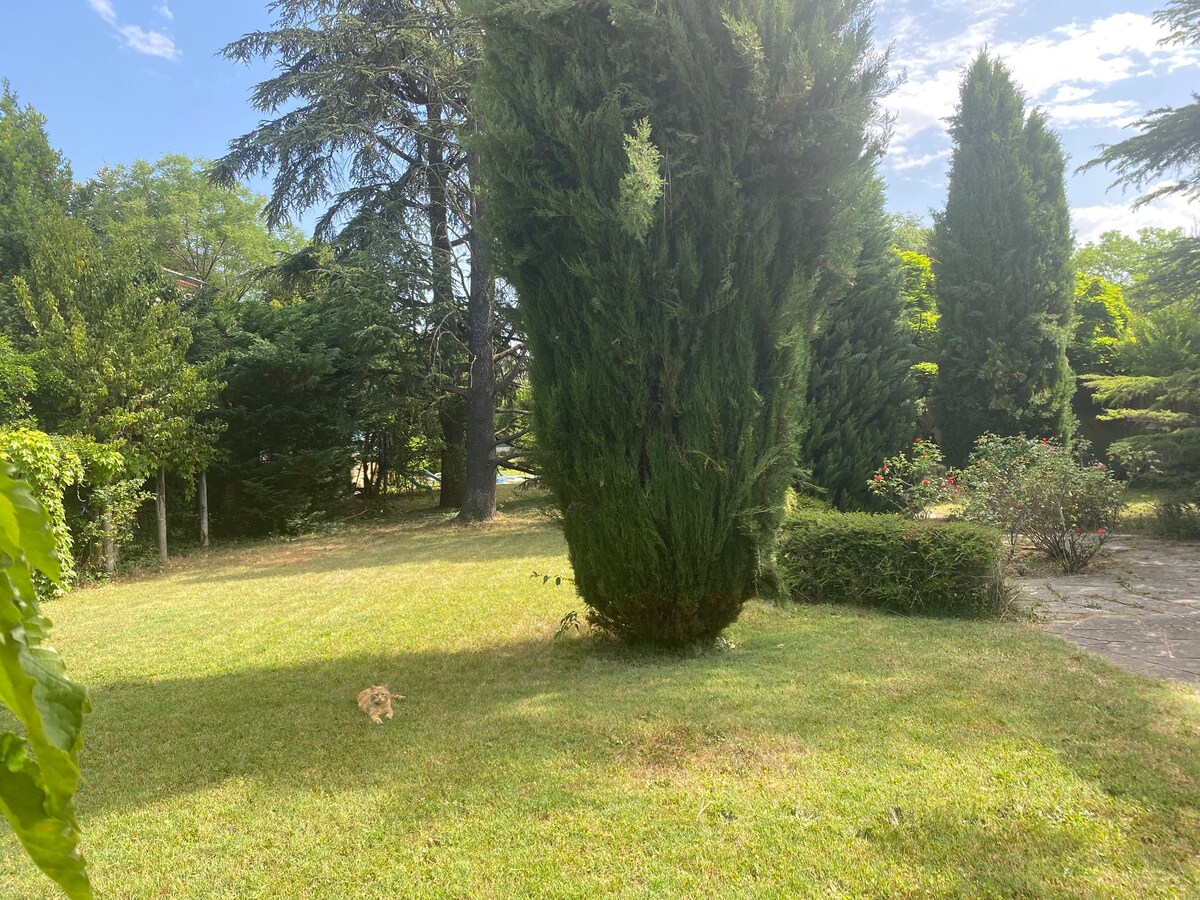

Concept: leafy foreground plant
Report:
left=475, top=0, right=887, bottom=647
left=963, top=435, right=1124, bottom=574
left=0, top=464, right=91, bottom=898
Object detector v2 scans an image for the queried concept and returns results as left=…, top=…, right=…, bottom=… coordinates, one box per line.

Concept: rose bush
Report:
left=962, top=435, right=1123, bottom=574
left=867, top=438, right=958, bottom=519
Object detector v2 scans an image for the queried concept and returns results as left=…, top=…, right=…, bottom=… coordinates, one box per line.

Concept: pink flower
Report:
left=922, top=479, right=929, bottom=486
left=915, top=438, right=923, bottom=443
left=874, top=475, right=883, bottom=482
left=946, top=476, right=954, bottom=485
left=1097, top=528, right=1107, bottom=536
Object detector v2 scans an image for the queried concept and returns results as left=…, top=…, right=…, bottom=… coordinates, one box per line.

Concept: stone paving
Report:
left=1016, top=535, right=1200, bottom=687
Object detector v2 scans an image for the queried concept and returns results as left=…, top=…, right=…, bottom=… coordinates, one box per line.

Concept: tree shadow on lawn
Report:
left=170, top=519, right=566, bottom=587
left=75, top=622, right=1199, bottom=854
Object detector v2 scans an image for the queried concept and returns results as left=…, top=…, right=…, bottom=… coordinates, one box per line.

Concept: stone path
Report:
left=1017, top=535, right=1200, bottom=687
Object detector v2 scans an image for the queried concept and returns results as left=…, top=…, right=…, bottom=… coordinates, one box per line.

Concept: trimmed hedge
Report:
left=777, top=510, right=1007, bottom=618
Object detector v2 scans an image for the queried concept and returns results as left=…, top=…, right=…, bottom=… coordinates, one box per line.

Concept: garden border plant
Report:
left=867, top=438, right=959, bottom=519
left=961, top=435, right=1126, bottom=575
left=777, top=508, right=1010, bottom=619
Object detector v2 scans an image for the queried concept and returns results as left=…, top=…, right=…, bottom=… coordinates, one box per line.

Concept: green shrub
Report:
left=1153, top=485, right=1200, bottom=540
left=962, top=434, right=1123, bottom=574
left=777, top=510, right=1008, bottom=618
left=867, top=438, right=959, bottom=519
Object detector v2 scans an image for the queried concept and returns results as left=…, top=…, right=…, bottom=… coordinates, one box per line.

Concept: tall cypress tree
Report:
left=933, top=53, right=1074, bottom=463
left=803, top=173, right=917, bottom=510
left=474, top=0, right=885, bottom=647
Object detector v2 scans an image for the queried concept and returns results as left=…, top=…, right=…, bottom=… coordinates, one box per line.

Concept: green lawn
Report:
left=2, top=489, right=1198, bottom=898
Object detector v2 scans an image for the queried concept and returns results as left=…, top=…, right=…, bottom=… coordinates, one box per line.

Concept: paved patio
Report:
left=1017, top=536, right=1200, bottom=687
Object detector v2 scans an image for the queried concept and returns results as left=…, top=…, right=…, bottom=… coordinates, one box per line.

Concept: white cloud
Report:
left=86, top=0, right=180, bottom=60
left=1073, top=190, right=1199, bottom=244
left=118, top=24, right=179, bottom=60
left=1001, top=14, right=1199, bottom=97
left=890, top=148, right=951, bottom=172
left=1050, top=86, right=1096, bottom=104
left=88, top=0, right=116, bottom=24
left=154, top=3, right=173, bottom=22
left=1043, top=99, right=1140, bottom=129
left=881, top=12, right=1200, bottom=164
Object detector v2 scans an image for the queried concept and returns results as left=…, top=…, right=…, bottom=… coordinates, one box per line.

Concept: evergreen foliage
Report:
left=215, top=0, right=516, bottom=522
left=803, top=175, right=917, bottom=511
left=474, top=0, right=886, bottom=646
left=1082, top=231, right=1200, bottom=483
left=933, top=53, right=1075, bottom=463
left=778, top=509, right=1006, bottom=618
left=209, top=293, right=360, bottom=534
left=203, top=252, right=433, bottom=535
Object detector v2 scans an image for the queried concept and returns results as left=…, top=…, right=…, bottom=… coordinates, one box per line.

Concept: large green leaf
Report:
left=0, top=734, right=90, bottom=898
left=0, top=463, right=91, bottom=899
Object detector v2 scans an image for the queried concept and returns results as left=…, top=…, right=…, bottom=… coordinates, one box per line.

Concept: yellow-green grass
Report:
left=2, top=490, right=1198, bottom=898
left=1119, top=485, right=1172, bottom=535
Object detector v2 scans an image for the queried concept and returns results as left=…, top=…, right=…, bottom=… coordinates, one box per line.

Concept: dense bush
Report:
left=962, top=435, right=1123, bottom=574
left=1153, top=484, right=1200, bottom=540
left=777, top=510, right=1008, bottom=618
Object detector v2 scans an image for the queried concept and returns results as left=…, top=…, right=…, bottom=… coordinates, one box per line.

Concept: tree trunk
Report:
left=439, top=399, right=467, bottom=508
left=458, top=176, right=497, bottom=523
left=155, top=467, right=168, bottom=565
left=427, top=99, right=468, bottom=511
left=378, top=432, right=389, bottom=496
left=102, top=510, right=117, bottom=574
left=198, top=469, right=209, bottom=549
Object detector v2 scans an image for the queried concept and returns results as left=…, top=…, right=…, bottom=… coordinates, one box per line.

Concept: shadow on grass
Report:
left=171, top=516, right=566, bottom=586
left=40, top=610, right=1197, bottom=894
left=78, top=623, right=1200, bottom=815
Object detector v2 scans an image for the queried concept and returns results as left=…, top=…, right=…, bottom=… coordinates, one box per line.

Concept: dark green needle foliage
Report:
left=473, top=0, right=886, bottom=647
left=804, top=174, right=917, bottom=511
left=933, top=53, right=1075, bottom=464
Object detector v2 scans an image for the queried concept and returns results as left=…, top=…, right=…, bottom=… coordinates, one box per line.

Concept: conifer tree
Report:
left=933, top=53, right=1074, bottom=463
left=474, top=0, right=885, bottom=646
left=804, top=174, right=917, bottom=510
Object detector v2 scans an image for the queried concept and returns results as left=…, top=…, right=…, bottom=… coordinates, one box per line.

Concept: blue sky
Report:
left=874, top=0, right=1199, bottom=240
left=2, top=1, right=1197, bottom=243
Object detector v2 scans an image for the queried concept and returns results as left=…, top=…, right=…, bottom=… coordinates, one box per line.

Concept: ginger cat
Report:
left=357, top=685, right=404, bottom=724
